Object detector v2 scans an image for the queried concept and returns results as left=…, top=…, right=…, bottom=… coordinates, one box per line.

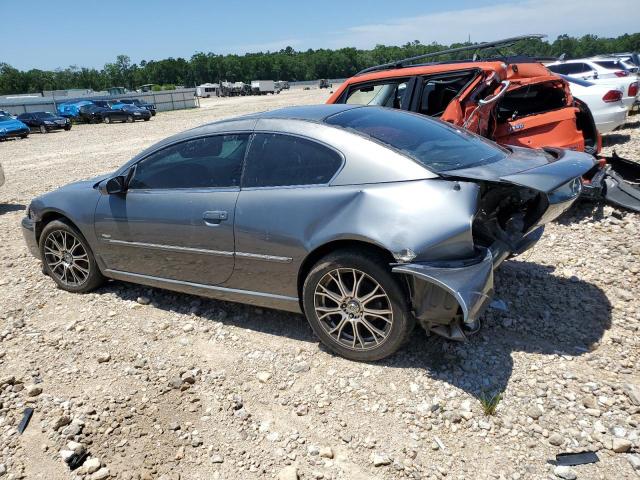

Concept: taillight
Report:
left=602, top=90, right=622, bottom=102
left=614, top=70, right=629, bottom=77
left=629, top=82, right=639, bottom=97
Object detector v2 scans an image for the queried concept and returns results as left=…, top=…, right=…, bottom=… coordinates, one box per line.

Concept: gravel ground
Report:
left=1, top=90, right=639, bottom=480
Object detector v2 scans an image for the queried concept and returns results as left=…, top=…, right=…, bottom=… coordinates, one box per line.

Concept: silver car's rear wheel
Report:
left=39, top=219, right=105, bottom=293
left=314, top=268, right=394, bottom=351
left=303, top=249, right=414, bottom=361
left=44, top=230, right=90, bottom=287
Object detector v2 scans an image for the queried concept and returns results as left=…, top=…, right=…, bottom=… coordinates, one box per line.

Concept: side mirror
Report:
left=99, top=176, right=127, bottom=195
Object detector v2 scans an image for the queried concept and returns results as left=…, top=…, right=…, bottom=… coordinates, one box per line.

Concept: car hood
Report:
left=0, top=118, right=28, bottom=131
left=440, top=146, right=596, bottom=193
left=50, top=174, right=111, bottom=193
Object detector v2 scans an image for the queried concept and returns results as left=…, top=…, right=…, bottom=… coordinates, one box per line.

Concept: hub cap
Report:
left=314, top=268, right=393, bottom=351
left=43, top=230, right=90, bottom=286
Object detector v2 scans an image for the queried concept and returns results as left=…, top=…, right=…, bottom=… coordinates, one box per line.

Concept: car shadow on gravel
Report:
left=382, top=259, right=612, bottom=400
left=101, top=282, right=317, bottom=344
left=0, top=203, right=25, bottom=216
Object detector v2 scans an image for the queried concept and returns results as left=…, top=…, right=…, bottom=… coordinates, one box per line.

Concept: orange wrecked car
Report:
left=327, top=36, right=640, bottom=212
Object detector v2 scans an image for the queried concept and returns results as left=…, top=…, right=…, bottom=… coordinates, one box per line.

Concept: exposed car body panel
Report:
left=231, top=180, right=481, bottom=299
left=393, top=248, right=494, bottom=325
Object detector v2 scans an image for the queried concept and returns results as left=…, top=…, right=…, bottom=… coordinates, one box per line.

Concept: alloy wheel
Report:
left=314, top=268, right=394, bottom=351
left=43, top=230, right=90, bottom=286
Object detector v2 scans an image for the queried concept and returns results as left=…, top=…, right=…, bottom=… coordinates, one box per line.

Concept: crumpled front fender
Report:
left=392, top=249, right=494, bottom=325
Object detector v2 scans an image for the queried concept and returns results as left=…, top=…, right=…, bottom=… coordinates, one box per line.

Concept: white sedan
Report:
left=560, top=75, right=627, bottom=134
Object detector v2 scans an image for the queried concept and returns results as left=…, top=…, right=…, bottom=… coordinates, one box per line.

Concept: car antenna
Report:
left=356, top=34, right=547, bottom=75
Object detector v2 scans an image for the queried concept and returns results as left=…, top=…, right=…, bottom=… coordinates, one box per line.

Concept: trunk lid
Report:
left=440, top=146, right=596, bottom=193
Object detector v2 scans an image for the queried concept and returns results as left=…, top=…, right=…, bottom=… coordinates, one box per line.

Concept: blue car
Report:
left=57, top=101, right=93, bottom=119
left=0, top=115, right=30, bottom=140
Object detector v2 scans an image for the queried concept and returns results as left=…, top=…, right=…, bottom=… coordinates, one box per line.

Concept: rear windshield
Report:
left=594, top=60, right=627, bottom=70
left=325, top=107, right=507, bottom=173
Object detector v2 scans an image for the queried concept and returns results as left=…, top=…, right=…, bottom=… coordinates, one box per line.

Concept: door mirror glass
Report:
left=102, top=176, right=126, bottom=194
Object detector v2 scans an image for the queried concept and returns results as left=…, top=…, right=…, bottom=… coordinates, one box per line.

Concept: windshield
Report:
left=81, top=105, right=100, bottom=112
left=325, top=107, right=507, bottom=173
left=34, top=112, right=56, bottom=119
left=0, top=115, right=13, bottom=122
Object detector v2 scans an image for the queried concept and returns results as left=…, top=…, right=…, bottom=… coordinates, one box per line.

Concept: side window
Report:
left=547, top=64, right=566, bottom=74
left=345, top=81, right=408, bottom=108
left=243, top=133, right=342, bottom=188
left=561, top=63, right=582, bottom=75
left=129, top=134, right=249, bottom=190
left=418, top=71, right=477, bottom=117
left=579, top=63, right=593, bottom=73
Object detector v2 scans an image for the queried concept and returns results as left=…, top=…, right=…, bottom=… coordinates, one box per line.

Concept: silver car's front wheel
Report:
left=303, top=249, right=414, bottom=361
left=39, top=220, right=105, bottom=293
left=44, top=230, right=90, bottom=287
left=314, top=268, right=394, bottom=351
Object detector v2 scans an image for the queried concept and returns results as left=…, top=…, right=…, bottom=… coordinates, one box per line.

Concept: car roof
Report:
left=247, top=104, right=360, bottom=121
left=345, top=61, right=504, bottom=84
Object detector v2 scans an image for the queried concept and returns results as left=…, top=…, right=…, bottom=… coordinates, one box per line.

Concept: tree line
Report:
left=1, top=33, right=639, bottom=95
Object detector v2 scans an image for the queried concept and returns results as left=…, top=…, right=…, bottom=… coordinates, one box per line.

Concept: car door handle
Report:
left=203, top=210, right=228, bottom=225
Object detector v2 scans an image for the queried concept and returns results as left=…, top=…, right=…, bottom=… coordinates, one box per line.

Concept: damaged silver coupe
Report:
left=22, top=105, right=595, bottom=361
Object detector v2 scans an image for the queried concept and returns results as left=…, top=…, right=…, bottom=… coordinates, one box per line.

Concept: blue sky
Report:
left=3, top=0, right=637, bottom=70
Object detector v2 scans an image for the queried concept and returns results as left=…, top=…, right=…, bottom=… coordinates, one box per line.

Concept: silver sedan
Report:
left=22, top=105, right=595, bottom=361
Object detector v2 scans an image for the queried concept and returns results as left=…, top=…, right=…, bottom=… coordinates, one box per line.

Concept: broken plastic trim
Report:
left=18, top=408, right=34, bottom=434
left=602, top=154, right=640, bottom=213
left=392, top=248, right=494, bottom=326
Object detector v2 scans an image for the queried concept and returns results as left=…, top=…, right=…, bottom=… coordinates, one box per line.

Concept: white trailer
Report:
left=251, top=80, right=276, bottom=95
left=196, top=83, right=219, bottom=98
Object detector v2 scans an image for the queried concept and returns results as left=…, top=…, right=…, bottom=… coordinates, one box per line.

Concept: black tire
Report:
left=20, top=133, right=28, bottom=139
left=39, top=125, right=47, bottom=134
left=143, top=117, right=150, bottom=121
left=126, top=115, right=133, bottom=123
left=302, top=249, right=414, bottom=361
left=103, top=116, right=111, bottom=124
left=64, top=125, right=71, bottom=131
left=39, top=219, right=105, bottom=293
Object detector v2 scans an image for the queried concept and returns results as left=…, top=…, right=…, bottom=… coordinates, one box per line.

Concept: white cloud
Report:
left=328, top=0, right=638, bottom=49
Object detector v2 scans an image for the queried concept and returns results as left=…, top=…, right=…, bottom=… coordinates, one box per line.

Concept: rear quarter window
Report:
left=594, top=60, right=624, bottom=70
left=243, top=133, right=343, bottom=188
